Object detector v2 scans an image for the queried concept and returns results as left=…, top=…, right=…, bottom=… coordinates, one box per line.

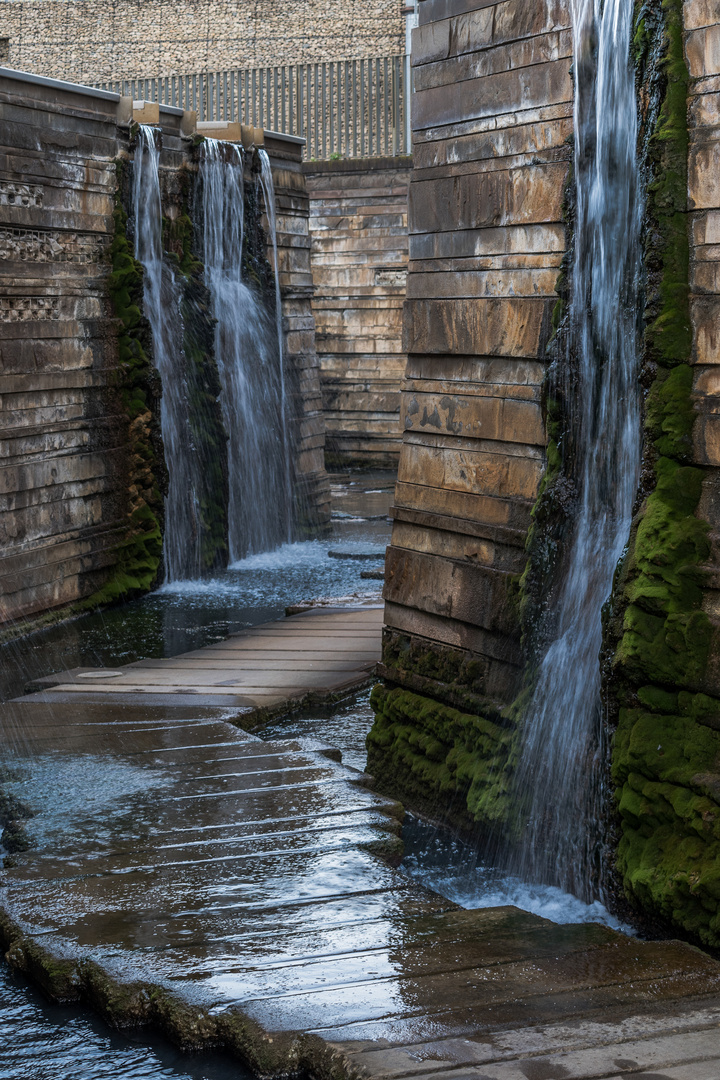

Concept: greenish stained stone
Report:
left=606, top=0, right=720, bottom=947
left=84, top=162, right=165, bottom=610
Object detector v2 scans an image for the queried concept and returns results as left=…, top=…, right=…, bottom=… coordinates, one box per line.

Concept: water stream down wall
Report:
left=200, top=139, right=292, bottom=560
left=369, top=0, right=720, bottom=945
left=131, top=126, right=314, bottom=580
left=0, top=71, right=329, bottom=629
left=510, top=0, right=643, bottom=902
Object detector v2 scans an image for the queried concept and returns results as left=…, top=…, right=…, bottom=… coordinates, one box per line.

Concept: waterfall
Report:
left=258, top=148, right=293, bottom=544
left=199, top=140, right=292, bottom=559
left=132, top=126, right=207, bottom=583
left=512, top=0, right=643, bottom=900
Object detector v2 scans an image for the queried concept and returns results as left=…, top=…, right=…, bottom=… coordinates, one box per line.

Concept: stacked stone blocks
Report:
left=305, top=157, right=412, bottom=466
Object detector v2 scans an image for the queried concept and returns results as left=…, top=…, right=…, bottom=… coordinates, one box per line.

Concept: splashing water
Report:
left=132, top=126, right=206, bottom=582
left=512, top=0, right=643, bottom=900
left=200, top=140, right=293, bottom=558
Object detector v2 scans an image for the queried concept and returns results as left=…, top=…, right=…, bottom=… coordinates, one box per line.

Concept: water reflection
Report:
left=400, top=815, right=630, bottom=930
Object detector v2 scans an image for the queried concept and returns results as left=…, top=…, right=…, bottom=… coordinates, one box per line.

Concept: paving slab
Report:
left=21, top=606, right=384, bottom=718
left=2, top=698, right=720, bottom=1080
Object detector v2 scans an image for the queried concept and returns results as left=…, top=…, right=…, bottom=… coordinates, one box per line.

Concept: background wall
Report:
left=0, top=0, right=405, bottom=84
left=305, top=157, right=411, bottom=467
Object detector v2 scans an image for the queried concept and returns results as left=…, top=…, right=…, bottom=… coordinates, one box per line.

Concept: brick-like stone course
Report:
left=0, top=72, right=328, bottom=628
left=305, top=157, right=411, bottom=466
left=1, top=0, right=405, bottom=85
left=382, top=0, right=571, bottom=701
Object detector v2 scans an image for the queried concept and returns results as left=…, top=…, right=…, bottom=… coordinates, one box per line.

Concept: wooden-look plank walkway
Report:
left=25, top=605, right=384, bottom=714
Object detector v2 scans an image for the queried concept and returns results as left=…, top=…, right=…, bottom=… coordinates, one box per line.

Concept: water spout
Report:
left=512, top=0, right=643, bottom=901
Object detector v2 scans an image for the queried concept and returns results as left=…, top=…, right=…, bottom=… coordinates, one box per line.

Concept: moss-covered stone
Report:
left=0, top=790, right=34, bottom=855
left=603, top=0, right=720, bottom=946
left=83, top=161, right=165, bottom=609
left=165, top=175, right=229, bottom=573
left=367, top=684, right=517, bottom=838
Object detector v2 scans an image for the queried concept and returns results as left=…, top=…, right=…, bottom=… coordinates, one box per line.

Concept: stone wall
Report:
left=305, top=157, right=411, bottom=467
left=0, top=68, right=328, bottom=630
left=268, top=134, right=330, bottom=522
left=375, top=0, right=572, bottom=705
left=0, top=0, right=405, bottom=85
left=0, top=72, right=137, bottom=626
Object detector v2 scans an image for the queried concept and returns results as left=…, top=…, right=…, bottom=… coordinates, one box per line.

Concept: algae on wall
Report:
left=89, top=160, right=166, bottom=608
left=370, top=0, right=720, bottom=951
left=604, top=0, right=720, bottom=949
left=165, top=163, right=229, bottom=575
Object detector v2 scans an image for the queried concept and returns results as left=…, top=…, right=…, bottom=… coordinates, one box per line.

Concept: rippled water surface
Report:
left=400, top=816, right=631, bottom=931
left=0, top=964, right=250, bottom=1080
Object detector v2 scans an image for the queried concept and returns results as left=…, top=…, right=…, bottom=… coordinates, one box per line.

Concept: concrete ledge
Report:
left=0, top=65, right=184, bottom=117
left=0, top=64, right=119, bottom=102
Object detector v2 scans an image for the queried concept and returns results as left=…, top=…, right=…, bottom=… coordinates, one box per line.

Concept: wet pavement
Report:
left=21, top=606, right=383, bottom=716
left=2, top=699, right=720, bottom=1079
left=0, top=470, right=394, bottom=704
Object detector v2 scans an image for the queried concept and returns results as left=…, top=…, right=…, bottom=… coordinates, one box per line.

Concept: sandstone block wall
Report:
left=305, top=157, right=411, bottom=467
left=267, top=134, right=330, bottom=522
left=382, top=0, right=572, bottom=702
left=0, top=69, right=328, bottom=630
left=688, top=0, right=720, bottom=440
left=0, top=0, right=405, bottom=85
left=0, top=72, right=131, bottom=625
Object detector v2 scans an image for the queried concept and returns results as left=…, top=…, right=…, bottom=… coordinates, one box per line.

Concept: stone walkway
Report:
left=25, top=605, right=383, bottom=715
left=1, top=694, right=720, bottom=1079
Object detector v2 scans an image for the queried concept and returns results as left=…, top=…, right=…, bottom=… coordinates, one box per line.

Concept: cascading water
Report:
left=132, top=126, right=207, bottom=582
left=199, top=140, right=292, bottom=559
left=512, top=0, right=643, bottom=900
left=258, top=148, right=293, bottom=543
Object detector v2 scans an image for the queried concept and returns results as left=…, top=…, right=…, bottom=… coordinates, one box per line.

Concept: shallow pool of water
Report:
left=399, top=815, right=630, bottom=930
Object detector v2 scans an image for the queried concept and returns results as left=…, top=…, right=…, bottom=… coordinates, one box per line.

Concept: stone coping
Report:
left=0, top=65, right=308, bottom=155
left=0, top=64, right=177, bottom=115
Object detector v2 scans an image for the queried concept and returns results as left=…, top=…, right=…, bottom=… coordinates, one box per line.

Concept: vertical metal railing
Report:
left=101, top=55, right=408, bottom=159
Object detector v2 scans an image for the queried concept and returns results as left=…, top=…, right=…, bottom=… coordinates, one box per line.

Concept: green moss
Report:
left=83, top=162, right=165, bottom=610
left=605, top=0, right=720, bottom=947
left=166, top=189, right=229, bottom=573
left=367, top=684, right=517, bottom=837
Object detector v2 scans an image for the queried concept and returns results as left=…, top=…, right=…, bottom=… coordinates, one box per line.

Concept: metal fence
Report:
left=97, top=56, right=409, bottom=159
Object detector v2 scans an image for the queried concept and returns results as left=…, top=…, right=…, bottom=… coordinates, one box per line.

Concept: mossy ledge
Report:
left=603, top=0, right=720, bottom=948
left=367, top=682, right=518, bottom=840
left=0, top=909, right=361, bottom=1080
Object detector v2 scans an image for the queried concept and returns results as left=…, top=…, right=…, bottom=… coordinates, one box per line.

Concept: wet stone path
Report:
left=23, top=606, right=384, bottom=715
left=2, top=694, right=720, bottom=1078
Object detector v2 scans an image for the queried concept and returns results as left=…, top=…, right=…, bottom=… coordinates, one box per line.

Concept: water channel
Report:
left=0, top=470, right=625, bottom=1078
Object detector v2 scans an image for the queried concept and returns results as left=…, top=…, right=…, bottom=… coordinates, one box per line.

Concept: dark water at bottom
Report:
left=0, top=966, right=251, bottom=1080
